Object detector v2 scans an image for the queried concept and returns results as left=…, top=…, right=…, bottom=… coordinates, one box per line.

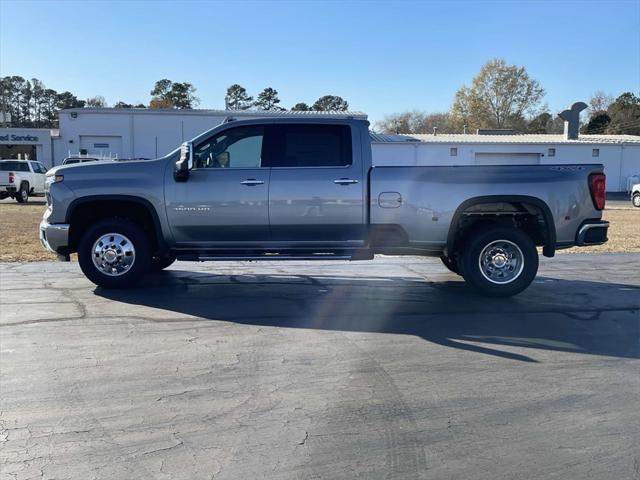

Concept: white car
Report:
left=632, top=183, right=640, bottom=208
left=0, top=159, right=47, bottom=203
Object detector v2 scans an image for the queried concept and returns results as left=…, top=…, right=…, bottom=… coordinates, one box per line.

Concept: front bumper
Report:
left=576, top=220, right=609, bottom=246
left=39, top=220, right=70, bottom=260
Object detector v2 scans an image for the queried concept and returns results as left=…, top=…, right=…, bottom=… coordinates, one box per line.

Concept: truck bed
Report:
left=369, top=164, right=604, bottom=248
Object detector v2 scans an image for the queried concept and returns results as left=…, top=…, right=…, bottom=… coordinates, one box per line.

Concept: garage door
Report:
left=79, top=136, right=123, bottom=159
left=475, top=153, right=541, bottom=165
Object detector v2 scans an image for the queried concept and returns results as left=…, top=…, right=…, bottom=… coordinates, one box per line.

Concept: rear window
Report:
left=0, top=161, right=29, bottom=172
left=264, top=124, right=352, bottom=168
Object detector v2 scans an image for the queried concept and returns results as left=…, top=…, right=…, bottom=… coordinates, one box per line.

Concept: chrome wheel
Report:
left=633, top=194, right=640, bottom=208
left=478, top=239, right=524, bottom=284
left=91, top=233, right=136, bottom=276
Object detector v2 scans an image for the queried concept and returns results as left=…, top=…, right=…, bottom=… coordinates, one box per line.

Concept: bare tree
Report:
left=86, top=96, right=107, bottom=108
left=376, top=111, right=451, bottom=134
left=450, top=58, right=545, bottom=131
left=589, top=91, right=614, bottom=114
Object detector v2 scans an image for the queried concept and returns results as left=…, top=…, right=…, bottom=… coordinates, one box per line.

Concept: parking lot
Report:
left=1, top=254, right=639, bottom=479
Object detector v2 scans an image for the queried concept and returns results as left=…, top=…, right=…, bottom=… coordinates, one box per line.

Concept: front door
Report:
left=265, top=124, right=365, bottom=245
left=166, top=125, right=270, bottom=247
left=30, top=162, right=47, bottom=192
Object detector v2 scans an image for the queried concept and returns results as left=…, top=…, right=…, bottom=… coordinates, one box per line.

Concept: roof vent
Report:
left=558, top=102, right=587, bottom=140
left=476, top=128, right=517, bottom=135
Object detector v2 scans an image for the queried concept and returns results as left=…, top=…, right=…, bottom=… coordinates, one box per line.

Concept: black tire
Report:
left=633, top=193, right=640, bottom=208
left=460, top=226, right=538, bottom=297
left=15, top=183, right=29, bottom=203
left=150, top=255, right=176, bottom=272
left=440, top=255, right=462, bottom=275
left=77, top=218, right=152, bottom=289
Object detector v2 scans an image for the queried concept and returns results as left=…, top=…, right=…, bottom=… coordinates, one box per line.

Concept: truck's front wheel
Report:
left=78, top=219, right=151, bottom=288
left=460, top=226, right=538, bottom=297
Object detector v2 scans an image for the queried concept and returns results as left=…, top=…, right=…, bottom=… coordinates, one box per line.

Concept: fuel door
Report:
left=378, top=191, right=402, bottom=208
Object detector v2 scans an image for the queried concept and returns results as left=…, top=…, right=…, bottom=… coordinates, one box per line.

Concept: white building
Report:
left=371, top=132, right=640, bottom=193
left=1, top=108, right=638, bottom=192
left=0, top=127, right=55, bottom=165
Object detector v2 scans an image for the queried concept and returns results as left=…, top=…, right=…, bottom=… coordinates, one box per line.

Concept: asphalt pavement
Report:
left=1, top=254, right=639, bottom=479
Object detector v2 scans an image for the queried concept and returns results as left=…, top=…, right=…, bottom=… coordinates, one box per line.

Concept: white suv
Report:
left=0, top=160, right=48, bottom=203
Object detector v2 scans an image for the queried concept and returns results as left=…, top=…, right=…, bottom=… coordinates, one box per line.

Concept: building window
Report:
left=548, top=148, right=556, bottom=157
left=450, top=147, right=458, bottom=156
left=592, top=148, right=600, bottom=157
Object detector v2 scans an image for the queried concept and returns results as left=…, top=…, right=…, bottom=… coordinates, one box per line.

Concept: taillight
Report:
left=8, top=172, right=14, bottom=184
left=589, top=172, right=606, bottom=210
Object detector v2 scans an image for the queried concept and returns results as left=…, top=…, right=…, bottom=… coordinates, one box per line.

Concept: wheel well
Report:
left=68, top=200, right=160, bottom=254
left=448, top=201, right=553, bottom=257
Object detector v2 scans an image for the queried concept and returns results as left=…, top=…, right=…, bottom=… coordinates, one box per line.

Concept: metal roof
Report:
left=369, top=132, right=421, bottom=143
left=371, top=133, right=640, bottom=145
left=60, top=107, right=368, bottom=119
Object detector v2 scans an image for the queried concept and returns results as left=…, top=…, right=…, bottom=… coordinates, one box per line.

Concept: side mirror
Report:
left=174, top=142, right=193, bottom=182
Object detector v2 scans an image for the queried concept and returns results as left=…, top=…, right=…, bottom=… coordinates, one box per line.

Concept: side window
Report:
left=30, top=162, right=45, bottom=173
left=21, top=162, right=30, bottom=172
left=265, top=124, right=352, bottom=168
left=193, top=126, right=264, bottom=169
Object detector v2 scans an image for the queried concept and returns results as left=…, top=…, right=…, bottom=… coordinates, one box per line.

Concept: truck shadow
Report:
left=96, top=271, right=640, bottom=363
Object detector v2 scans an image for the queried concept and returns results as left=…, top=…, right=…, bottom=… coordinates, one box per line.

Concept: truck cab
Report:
left=168, top=120, right=367, bottom=251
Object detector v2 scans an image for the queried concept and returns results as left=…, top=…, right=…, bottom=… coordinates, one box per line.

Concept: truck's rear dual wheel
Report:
left=460, top=226, right=538, bottom=297
left=78, top=219, right=151, bottom=289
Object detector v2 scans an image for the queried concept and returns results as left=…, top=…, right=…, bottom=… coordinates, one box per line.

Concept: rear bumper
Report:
left=0, top=186, right=17, bottom=193
left=575, top=220, right=609, bottom=246
left=39, top=220, right=70, bottom=260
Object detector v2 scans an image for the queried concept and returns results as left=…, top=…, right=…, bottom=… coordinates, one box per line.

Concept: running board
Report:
left=177, top=254, right=354, bottom=262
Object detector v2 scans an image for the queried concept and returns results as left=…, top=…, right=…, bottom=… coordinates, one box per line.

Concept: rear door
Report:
left=166, top=125, right=270, bottom=247
left=265, top=124, right=365, bottom=245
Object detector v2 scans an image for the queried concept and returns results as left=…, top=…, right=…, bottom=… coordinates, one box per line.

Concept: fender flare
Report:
left=66, top=195, right=167, bottom=252
left=446, top=195, right=556, bottom=257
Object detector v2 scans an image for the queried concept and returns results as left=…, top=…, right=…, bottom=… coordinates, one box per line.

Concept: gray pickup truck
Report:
left=40, top=117, right=609, bottom=296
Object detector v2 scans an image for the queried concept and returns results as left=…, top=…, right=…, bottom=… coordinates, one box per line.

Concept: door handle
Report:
left=241, top=179, right=265, bottom=186
left=334, top=178, right=359, bottom=185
